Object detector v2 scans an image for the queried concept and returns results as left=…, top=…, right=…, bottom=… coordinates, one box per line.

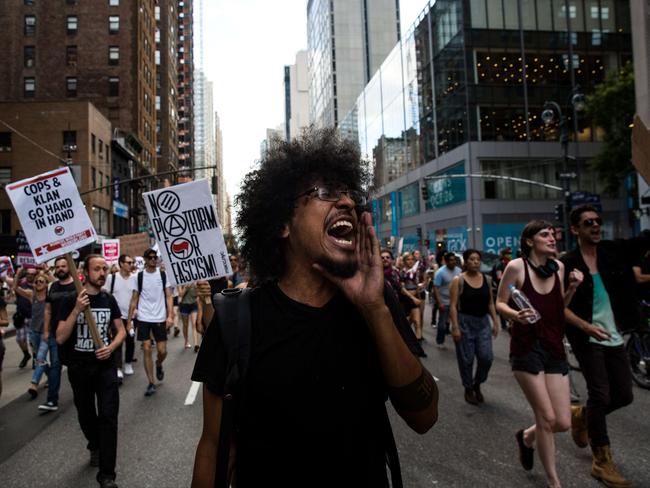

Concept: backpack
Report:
left=137, top=270, right=166, bottom=295
left=212, top=287, right=403, bottom=488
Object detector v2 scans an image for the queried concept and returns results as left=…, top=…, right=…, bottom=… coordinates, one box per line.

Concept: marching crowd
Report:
left=1, top=128, right=649, bottom=488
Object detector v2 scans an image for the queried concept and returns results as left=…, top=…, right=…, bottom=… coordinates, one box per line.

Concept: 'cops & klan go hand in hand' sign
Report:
left=6, top=167, right=102, bottom=346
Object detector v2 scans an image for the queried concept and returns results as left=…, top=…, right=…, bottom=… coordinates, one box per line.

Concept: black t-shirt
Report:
left=47, top=281, right=77, bottom=332
left=192, top=282, right=421, bottom=487
left=57, top=291, right=121, bottom=366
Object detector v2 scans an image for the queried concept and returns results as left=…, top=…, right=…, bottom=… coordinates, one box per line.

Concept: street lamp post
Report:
left=541, top=86, right=585, bottom=250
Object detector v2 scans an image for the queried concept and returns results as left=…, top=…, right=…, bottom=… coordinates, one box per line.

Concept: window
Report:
left=66, top=45, right=77, bottom=66
left=91, top=133, right=96, bottom=154
left=109, top=16, right=119, bottom=34
left=108, top=46, right=119, bottom=65
left=99, top=171, right=104, bottom=190
left=92, top=167, right=96, bottom=188
left=105, top=175, right=110, bottom=195
left=24, top=77, right=35, bottom=97
left=0, top=168, right=11, bottom=185
left=108, top=77, right=119, bottom=96
left=98, top=140, right=104, bottom=158
left=62, top=130, right=77, bottom=151
left=24, top=15, right=36, bottom=36
left=24, top=46, right=35, bottom=68
left=0, top=133, right=12, bottom=152
left=109, top=0, right=119, bottom=5
left=66, top=77, right=77, bottom=97
left=67, top=16, right=78, bottom=35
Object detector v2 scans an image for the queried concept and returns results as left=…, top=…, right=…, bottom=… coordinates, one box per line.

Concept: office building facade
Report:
left=342, top=0, right=632, bottom=254
left=284, top=50, right=310, bottom=140
left=177, top=0, right=194, bottom=171
left=307, top=0, right=400, bottom=128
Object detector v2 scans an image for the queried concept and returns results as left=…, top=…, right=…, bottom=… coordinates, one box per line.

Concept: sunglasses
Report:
left=146, top=255, right=157, bottom=260
left=581, top=217, right=602, bottom=227
left=124, top=260, right=134, bottom=265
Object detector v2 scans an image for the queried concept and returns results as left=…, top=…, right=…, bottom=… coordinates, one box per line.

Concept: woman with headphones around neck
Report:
left=496, top=220, right=583, bottom=488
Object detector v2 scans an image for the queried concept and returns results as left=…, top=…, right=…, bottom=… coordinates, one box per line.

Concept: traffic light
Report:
left=554, top=204, right=564, bottom=223
left=421, top=183, right=429, bottom=202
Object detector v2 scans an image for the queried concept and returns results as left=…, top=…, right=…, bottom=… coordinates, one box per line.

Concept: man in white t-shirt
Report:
left=127, top=249, right=173, bottom=396
left=105, top=254, right=137, bottom=380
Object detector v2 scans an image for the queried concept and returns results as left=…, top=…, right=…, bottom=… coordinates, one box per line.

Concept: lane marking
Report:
left=184, top=381, right=201, bottom=406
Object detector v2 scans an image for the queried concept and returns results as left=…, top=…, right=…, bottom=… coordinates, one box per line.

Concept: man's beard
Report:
left=315, top=256, right=358, bottom=279
left=56, top=271, right=70, bottom=280
left=88, top=277, right=105, bottom=288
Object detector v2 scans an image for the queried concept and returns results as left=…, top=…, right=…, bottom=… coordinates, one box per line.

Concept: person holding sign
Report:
left=56, top=254, right=125, bottom=488
left=191, top=128, right=438, bottom=487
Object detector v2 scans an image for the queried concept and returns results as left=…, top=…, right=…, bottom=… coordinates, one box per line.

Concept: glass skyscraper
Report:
left=342, top=0, right=632, bottom=254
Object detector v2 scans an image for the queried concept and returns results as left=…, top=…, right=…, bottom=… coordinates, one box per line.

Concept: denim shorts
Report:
left=179, top=303, right=198, bottom=315
left=510, top=340, right=568, bottom=375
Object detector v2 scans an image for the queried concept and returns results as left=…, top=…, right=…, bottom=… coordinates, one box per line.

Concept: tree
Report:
left=586, top=61, right=635, bottom=196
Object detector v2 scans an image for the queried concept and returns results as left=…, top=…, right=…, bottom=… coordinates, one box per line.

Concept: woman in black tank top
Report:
left=449, top=249, right=499, bottom=406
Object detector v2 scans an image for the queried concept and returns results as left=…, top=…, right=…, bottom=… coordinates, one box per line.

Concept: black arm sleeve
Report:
left=191, top=312, right=227, bottom=395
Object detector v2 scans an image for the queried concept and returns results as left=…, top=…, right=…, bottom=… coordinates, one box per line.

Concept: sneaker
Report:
left=144, top=383, right=156, bottom=396
left=436, top=343, right=446, bottom=350
left=19, top=352, right=31, bottom=369
left=98, top=478, right=118, bottom=488
left=124, top=363, right=134, bottom=376
left=117, top=368, right=124, bottom=381
left=464, top=388, right=479, bottom=406
left=155, top=363, right=164, bottom=381
left=38, top=401, right=59, bottom=412
left=474, top=384, right=485, bottom=403
left=173, top=326, right=180, bottom=337
left=90, top=449, right=100, bottom=467
left=27, top=387, right=38, bottom=399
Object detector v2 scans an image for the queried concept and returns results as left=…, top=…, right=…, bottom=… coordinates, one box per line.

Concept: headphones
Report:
left=526, top=258, right=559, bottom=279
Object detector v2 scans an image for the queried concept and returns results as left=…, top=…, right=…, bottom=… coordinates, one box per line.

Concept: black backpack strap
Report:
left=214, top=288, right=252, bottom=488
left=110, top=272, right=116, bottom=295
left=137, top=271, right=143, bottom=295
left=382, top=404, right=403, bottom=488
left=161, top=270, right=166, bottom=290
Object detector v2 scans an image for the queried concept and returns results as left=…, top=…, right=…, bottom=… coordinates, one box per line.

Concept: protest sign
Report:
left=102, top=239, right=120, bottom=263
left=5, top=167, right=97, bottom=264
left=119, top=232, right=150, bottom=259
left=0, top=256, right=14, bottom=276
left=15, top=230, right=36, bottom=267
left=143, top=179, right=231, bottom=286
left=6, top=168, right=101, bottom=347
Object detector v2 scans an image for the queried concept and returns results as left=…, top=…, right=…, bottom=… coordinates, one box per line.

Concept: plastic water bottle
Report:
left=508, top=284, right=541, bottom=324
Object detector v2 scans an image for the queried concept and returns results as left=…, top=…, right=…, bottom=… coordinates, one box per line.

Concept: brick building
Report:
left=177, top=0, right=194, bottom=172
left=0, top=0, right=158, bottom=234
left=0, top=101, right=112, bottom=252
left=155, top=0, right=180, bottom=179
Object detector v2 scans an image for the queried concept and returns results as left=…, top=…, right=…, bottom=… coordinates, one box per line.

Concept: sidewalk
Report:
left=2, top=303, right=18, bottom=338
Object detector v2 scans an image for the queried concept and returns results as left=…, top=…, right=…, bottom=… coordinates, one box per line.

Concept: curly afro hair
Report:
left=235, top=127, right=370, bottom=283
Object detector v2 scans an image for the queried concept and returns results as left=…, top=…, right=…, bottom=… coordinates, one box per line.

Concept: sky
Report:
left=199, top=0, right=428, bottom=200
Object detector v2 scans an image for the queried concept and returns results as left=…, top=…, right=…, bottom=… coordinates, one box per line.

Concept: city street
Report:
left=1, top=305, right=650, bottom=488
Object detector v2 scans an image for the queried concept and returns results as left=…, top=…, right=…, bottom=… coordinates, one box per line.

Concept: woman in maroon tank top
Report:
left=496, top=220, right=583, bottom=488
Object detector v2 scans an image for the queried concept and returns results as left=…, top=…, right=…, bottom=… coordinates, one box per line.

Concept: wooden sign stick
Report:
left=65, top=253, right=103, bottom=348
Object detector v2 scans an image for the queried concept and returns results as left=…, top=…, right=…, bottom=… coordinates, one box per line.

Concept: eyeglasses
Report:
left=581, top=217, right=603, bottom=227
left=145, top=255, right=157, bottom=260
left=124, top=260, right=134, bottom=265
left=296, top=186, right=367, bottom=206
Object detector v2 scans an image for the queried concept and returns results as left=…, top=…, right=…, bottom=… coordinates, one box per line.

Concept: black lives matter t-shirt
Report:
left=58, top=291, right=121, bottom=366
left=192, top=282, right=421, bottom=487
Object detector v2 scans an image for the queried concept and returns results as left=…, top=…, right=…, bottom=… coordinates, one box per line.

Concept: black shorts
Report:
left=510, top=340, right=568, bottom=375
left=179, top=303, right=198, bottom=315
left=136, top=320, right=168, bottom=342
left=173, top=296, right=179, bottom=307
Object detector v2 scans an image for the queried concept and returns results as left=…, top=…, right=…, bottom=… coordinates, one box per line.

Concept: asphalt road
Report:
left=1, top=306, right=649, bottom=487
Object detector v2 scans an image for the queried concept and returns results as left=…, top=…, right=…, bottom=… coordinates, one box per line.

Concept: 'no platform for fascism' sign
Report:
left=143, top=179, right=231, bottom=286
left=6, top=167, right=97, bottom=264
